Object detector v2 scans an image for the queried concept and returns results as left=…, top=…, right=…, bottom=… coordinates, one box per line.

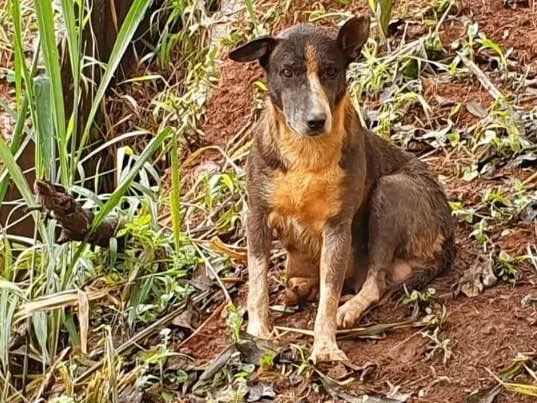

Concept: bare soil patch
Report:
left=202, top=56, right=262, bottom=147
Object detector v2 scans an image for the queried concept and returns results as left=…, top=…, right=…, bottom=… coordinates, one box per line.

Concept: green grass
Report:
left=0, top=0, right=224, bottom=399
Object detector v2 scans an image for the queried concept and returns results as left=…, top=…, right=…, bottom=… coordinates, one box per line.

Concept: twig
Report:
left=33, top=347, right=70, bottom=402
left=275, top=320, right=424, bottom=339
left=191, top=241, right=233, bottom=305
left=458, top=53, right=504, bottom=101
left=175, top=302, right=226, bottom=349
left=274, top=326, right=314, bottom=337
left=522, top=169, right=537, bottom=186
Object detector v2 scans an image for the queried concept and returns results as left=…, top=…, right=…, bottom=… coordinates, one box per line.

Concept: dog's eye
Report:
left=324, top=67, right=338, bottom=78
left=281, top=68, right=293, bottom=78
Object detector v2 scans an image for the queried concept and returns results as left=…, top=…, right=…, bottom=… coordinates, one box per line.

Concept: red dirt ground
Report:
left=180, top=245, right=537, bottom=402
left=179, top=0, right=537, bottom=401
left=201, top=56, right=262, bottom=147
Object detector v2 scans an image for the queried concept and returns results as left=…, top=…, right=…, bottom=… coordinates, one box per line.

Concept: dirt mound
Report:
left=202, top=56, right=262, bottom=147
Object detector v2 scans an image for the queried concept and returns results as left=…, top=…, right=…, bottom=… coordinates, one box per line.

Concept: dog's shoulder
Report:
left=247, top=109, right=286, bottom=175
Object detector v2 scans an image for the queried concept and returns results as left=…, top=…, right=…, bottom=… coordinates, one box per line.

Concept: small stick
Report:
left=191, top=241, right=233, bottom=305
left=274, top=326, right=314, bottom=337
left=522, top=169, right=537, bottom=186
left=458, top=53, right=504, bottom=101
left=32, top=347, right=70, bottom=402
left=275, top=320, right=424, bottom=338
left=175, top=303, right=226, bottom=349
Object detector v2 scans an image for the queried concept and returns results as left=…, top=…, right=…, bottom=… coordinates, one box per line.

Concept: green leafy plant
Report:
left=368, top=0, right=393, bottom=40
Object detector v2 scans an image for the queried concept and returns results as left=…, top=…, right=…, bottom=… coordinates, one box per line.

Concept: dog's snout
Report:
left=307, top=114, right=327, bottom=132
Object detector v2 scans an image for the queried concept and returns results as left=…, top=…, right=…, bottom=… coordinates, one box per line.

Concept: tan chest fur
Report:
left=264, top=96, right=349, bottom=235
left=270, top=166, right=344, bottom=234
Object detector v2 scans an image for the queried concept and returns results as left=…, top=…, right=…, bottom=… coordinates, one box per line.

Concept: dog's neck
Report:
left=265, top=95, right=352, bottom=173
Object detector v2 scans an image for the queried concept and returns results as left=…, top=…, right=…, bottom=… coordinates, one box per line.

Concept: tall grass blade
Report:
left=32, top=312, right=49, bottom=364
left=59, top=0, right=83, bottom=178
left=0, top=290, right=18, bottom=372
left=0, top=0, right=40, bottom=205
left=34, top=77, right=55, bottom=180
left=170, top=133, right=182, bottom=252
left=74, top=0, right=154, bottom=178
left=33, top=0, right=66, bottom=183
left=0, top=137, right=47, bottom=241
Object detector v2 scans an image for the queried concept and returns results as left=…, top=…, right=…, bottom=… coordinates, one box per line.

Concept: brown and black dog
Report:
left=229, top=16, right=455, bottom=362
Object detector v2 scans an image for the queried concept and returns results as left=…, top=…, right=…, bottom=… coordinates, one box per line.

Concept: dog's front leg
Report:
left=310, top=220, right=350, bottom=362
left=246, top=209, right=272, bottom=337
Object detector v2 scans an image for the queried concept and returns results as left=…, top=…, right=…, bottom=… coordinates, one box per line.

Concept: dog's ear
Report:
left=337, top=16, right=370, bottom=62
left=229, top=37, right=277, bottom=65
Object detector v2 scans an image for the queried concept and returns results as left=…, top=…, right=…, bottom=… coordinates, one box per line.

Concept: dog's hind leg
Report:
left=277, top=223, right=321, bottom=305
left=337, top=172, right=452, bottom=328
left=337, top=255, right=391, bottom=329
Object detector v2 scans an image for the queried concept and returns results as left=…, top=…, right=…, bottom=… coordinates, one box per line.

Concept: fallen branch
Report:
left=275, top=320, right=425, bottom=339
left=33, top=180, right=119, bottom=248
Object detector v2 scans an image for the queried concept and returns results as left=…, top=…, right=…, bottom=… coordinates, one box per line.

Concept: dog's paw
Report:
left=310, top=340, right=348, bottom=363
left=283, top=277, right=319, bottom=305
left=337, top=300, right=364, bottom=329
left=246, top=319, right=271, bottom=338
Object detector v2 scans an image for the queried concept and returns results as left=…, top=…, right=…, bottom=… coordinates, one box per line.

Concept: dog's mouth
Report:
left=305, top=128, right=326, bottom=137
left=286, top=121, right=328, bottom=137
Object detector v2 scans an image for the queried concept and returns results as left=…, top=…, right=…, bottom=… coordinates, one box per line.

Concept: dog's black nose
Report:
left=307, top=116, right=326, bottom=132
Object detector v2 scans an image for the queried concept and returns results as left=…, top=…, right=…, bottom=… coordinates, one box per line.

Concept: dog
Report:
left=229, top=16, right=455, bottom=363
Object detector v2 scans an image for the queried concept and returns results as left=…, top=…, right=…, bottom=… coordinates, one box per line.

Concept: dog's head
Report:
left=229, top=17, right=369, bottom=136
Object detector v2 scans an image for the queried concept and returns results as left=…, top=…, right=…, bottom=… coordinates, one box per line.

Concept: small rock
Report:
left=521, top=294, right=537, bottom=309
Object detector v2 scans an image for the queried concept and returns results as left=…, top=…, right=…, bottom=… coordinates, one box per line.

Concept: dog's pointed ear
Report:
left=229, top=37, right=277, bottom=64
left=337, top=16, right=370, bottom=62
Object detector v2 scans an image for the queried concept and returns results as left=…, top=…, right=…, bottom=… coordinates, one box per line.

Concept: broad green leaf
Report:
left=368, top=0, right=393, bottom=39
left=34, top=0, right=68, bottom=183
left=34, top=76, right=55, bottom=180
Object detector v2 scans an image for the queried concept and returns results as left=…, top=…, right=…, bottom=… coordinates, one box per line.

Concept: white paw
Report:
left=310, top=340, right=349, bottom=363
left=337, top=300, right=364, bottom=329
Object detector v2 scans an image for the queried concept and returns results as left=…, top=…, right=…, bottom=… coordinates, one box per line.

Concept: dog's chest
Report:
left=268, top=166, right=344, bottom=233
